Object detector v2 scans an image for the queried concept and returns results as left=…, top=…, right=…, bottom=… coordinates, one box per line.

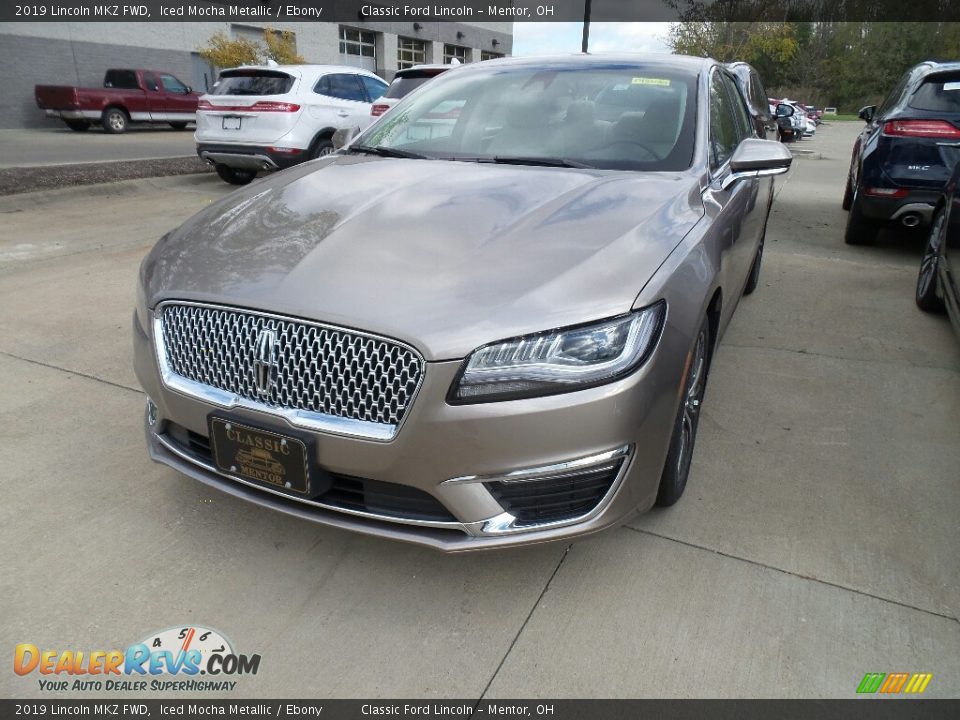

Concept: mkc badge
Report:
left=253, top=328, right=277, bottom=396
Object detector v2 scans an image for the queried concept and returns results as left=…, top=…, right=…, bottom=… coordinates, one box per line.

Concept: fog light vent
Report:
left=485, top=459, right=624, bottom=526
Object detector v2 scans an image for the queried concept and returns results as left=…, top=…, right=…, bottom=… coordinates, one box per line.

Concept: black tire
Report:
left=844, top=186, right=880, bottom=245
left=916, top=208, right=946, bottom=313
left=101, top=107, right=129, bottom=134
left=214, top=164, right=257, bottom=186
left=656, top=316, right=711, bottom=507
left=841, top=174, right=853, bottom=211
left=169, top=122, right=189, bottom=130
left=65, top=120, right=90, bottom=132
left=309, top=138, right=334, bottom=160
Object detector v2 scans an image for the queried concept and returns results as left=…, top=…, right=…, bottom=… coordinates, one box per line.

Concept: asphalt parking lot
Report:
left=1, top=122, right=958, bottom=699
left=0, top=126, right=197, bottom=168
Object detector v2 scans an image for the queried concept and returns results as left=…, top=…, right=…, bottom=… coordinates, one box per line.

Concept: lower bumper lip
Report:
left=152, top=416, right=633, bottom=540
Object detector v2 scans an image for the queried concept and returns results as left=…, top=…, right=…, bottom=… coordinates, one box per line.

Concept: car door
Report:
left=141, top=71, right=165, bottom=120
left=158, top=73, right=195, bottom=119
left=311, top=73, right=372, bottom=130
left=702, top=69, right=765, bottom=321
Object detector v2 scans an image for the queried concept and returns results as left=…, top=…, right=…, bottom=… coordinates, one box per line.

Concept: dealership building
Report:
left=0, top=21, right=513, bottom=129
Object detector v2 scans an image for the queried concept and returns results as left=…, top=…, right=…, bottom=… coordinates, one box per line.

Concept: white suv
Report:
left=196, top=65, right=388, bottom=185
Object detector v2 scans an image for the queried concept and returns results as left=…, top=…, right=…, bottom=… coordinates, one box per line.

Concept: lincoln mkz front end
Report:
left=134, top=55, right=789, bottom=550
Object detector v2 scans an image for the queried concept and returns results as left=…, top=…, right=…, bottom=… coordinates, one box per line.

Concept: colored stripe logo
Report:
left=857, top=672, right=932, bottom=694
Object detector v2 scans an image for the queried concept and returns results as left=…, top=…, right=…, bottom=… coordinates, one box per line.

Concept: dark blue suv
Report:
left=843, top=60, right=960, bottom=245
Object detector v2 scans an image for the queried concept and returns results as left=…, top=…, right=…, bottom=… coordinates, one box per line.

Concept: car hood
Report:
left=144, top=155, right=704, bottom=360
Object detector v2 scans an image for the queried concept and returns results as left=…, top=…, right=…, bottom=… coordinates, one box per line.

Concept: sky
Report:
left=512, top=22, right=673, bottom=57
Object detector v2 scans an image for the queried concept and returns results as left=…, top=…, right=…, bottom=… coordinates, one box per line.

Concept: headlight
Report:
left=449, top=301, right=665, bottom=404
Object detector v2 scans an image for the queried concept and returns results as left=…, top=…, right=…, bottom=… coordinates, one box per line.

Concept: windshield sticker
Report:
left=632, top=78, right=671, bottom=86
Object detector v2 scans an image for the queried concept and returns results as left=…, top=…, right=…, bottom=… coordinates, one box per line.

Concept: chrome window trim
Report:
left=152, top=300, right=426, bottom=442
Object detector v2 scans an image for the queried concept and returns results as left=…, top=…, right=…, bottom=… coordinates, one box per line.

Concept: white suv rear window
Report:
left=214, top=71, right=295, bottom=96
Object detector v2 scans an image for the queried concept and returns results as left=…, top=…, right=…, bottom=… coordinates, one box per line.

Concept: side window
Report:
left=160, top=74, right=188, bottom=93
left=709, top=70, right=741, bottom=168
left=142, top=72, right=159, bottom=92
left=876, top=71, right=911, bottom=118
left=359, top=76, right=388, bottom=102
left=314, top=74, right=367, bottom=102
left=105, top=70, right=138, bottom=89
left=749, top=72, right=769, bottom=119
left=723, top=73, right=753, bottom=142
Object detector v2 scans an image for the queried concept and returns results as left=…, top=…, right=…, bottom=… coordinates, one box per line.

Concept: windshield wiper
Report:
left=485, top=155, right=595, bottom=169
left=348, top=145, right=429, bottom=160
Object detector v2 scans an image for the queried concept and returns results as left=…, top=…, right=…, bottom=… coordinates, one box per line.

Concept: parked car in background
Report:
left=773, top=100, right=802, bottom=142
left=370, top=64, right=454, bottom=118
left=195, top=65, right=388, bottom=185
left=135, top=54, right=791, bottom=550
left=726, top=61, right=777, bottom=140
left=916, top=160, right=960, bottom=341
left=35, top=68, right=200, bottom=133
left=823, top=106, right=838, bottom=115
left=843, top=60, right=960, bottom=244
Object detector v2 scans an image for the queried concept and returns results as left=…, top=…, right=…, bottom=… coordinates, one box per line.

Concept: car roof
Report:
left=395, top=64, right=454, bottom=76
left=225, top=64, right=381, bottom=79
left=915, top=60, right=960, bottom=75
left=451, top=52, right=713, bottom=75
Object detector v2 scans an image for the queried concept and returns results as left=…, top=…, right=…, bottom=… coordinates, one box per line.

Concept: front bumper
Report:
left=134, top=309, right=684, bottom=551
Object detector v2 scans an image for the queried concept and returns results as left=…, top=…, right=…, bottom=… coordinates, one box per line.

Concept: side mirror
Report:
left=858, top=105, right=876, bottom=122
left=185, top=86, right=193, bottom=94
left=775, top=103, right=794, bottom=118
left=721, top=138, right=793, bottom=190
left=332, top=126, right=361, bottom=150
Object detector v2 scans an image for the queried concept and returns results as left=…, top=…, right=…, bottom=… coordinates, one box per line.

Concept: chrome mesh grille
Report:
left=158, top=304, right=423, bottom=428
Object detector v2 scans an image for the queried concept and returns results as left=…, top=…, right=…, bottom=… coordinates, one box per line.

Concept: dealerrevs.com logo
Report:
left=14, top=625, right=261, bottom=692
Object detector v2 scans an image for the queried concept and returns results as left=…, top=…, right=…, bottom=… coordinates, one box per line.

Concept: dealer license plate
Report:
left=208, top=418, right=309, bottom=494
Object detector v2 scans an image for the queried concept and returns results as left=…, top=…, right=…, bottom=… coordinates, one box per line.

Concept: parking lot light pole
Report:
left=582, top=0, right=592, bottom=53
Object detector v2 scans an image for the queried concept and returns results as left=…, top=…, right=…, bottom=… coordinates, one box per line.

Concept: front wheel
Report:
left=214, top=164, right=257, bottom=186
left=916, top=208, right=946, bottom=313
left=101, top=108, right=129, bottom=134
left=656, top=317, right=711, bottom=507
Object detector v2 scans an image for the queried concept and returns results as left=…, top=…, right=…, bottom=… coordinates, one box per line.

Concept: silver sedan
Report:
left=134, top=54, right=791, bottom=550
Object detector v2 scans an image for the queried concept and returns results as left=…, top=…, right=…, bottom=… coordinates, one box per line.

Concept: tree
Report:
left=198, top=32, right=259, bottom=69
left=263, top=28, right=304, bottom=65
left=199, top=28, right=304, bottom=70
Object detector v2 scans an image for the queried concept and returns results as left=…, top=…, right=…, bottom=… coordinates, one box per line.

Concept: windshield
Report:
left=356, top=64, right=698, bottom=171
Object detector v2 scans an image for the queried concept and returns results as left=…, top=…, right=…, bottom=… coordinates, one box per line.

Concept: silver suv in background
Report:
left=196, top=65, right=388, bottom=185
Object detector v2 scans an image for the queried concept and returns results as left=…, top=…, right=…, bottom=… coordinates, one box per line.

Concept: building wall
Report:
left=0, top=21, right=512, bottom=129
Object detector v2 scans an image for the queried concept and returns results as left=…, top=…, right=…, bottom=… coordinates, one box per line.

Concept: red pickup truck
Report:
left=35, top=69, right=201, bottom=134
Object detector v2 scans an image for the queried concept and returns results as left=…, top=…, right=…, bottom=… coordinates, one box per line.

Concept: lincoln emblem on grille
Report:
left=253, top=328, right=278, bottom=396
